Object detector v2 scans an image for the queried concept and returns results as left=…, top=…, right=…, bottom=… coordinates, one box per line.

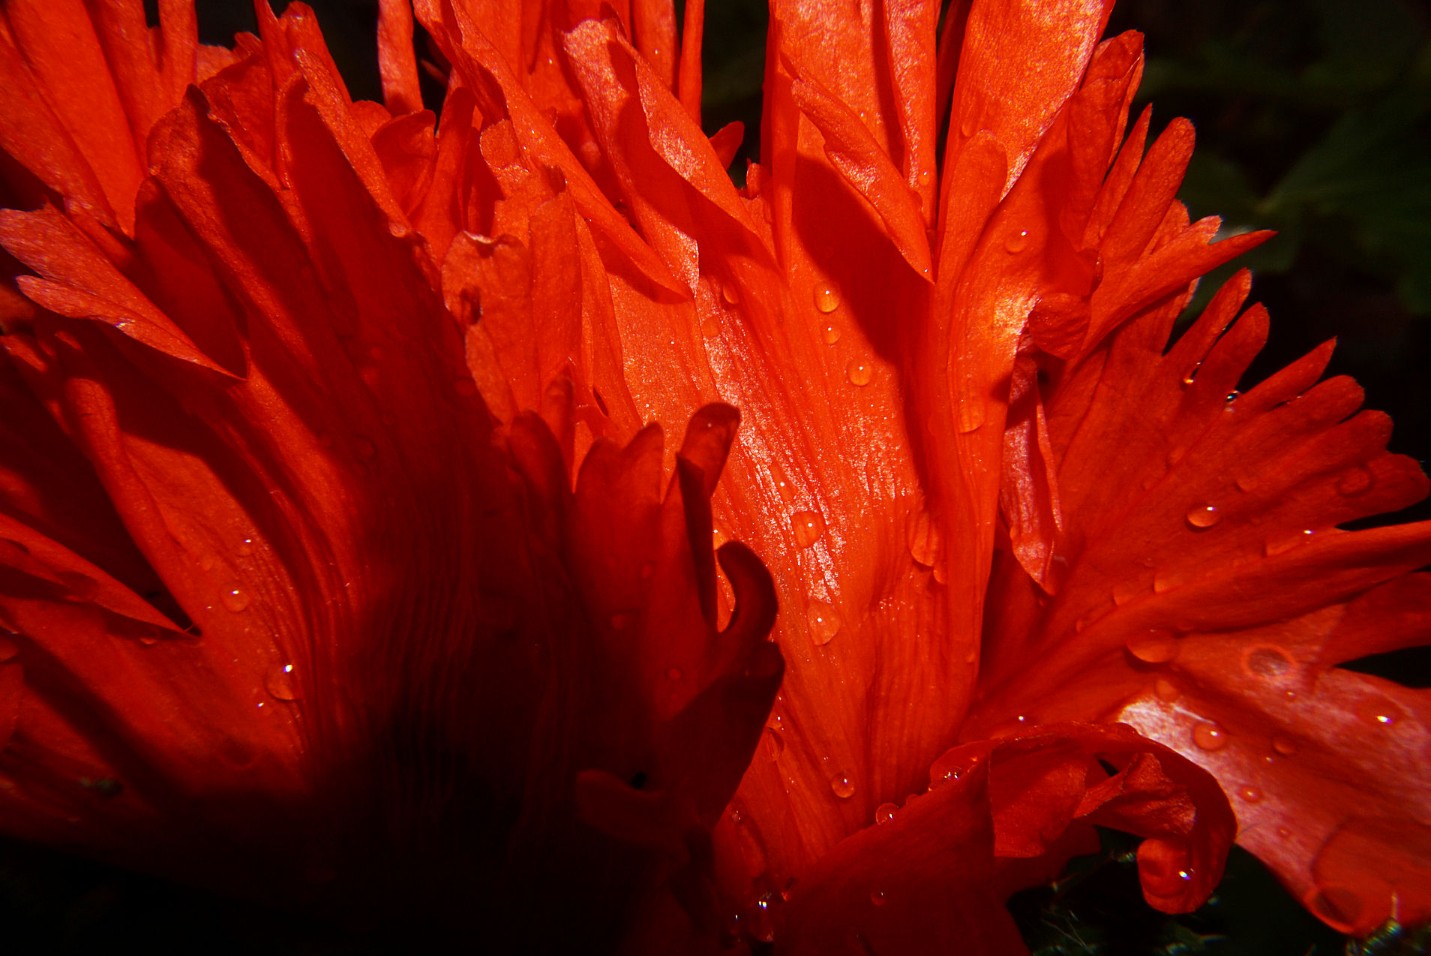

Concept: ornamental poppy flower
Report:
left=0, top=0, right=1427, bottom=952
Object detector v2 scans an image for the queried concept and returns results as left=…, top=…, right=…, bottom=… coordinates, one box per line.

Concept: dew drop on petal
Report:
left=1181, top=363, right=1201, bottom=387
left=721, top=281, right=741, bottom=305
left=1355, top=697, right=1404, bottom=728
left=1272, top=736, right=1298, bottom=756
left=235, top=537, right=254, bottom=557
left=1185, top=504, right=1221, bottom=530
left=765, top=727, right=784, bottom=760
left=700, top=314, right=721, bottom=337
left=830, top=772, right=855, bottom=799
left=813, top=284, right=840, bottom=313
left=747, top=893, right=778, bottom=944
left=1336, top=466, right=1375, bottom=497
left=1241, top=787, right=1264, bottom=804
left=821, top=323, right=841, bottom=345
left=907, top=511, right=940, bottom=567
left=265, top=663, right=299, bottom=701
left=792, top=510, right=826, bottom=548
left=870, top=889, right=888, bottom=907
left=1153, top=678, right=1182, bottom=702
left=1005, top=229, right=1029, bottom=253
left=956, top=399, right=984, bottom=434
left=875, top=802, right=897, bottom=825
left=1243, top=645, right=1295, bottom=680
left=845, top=359, right=873, bottom=387
left=1192, top=721, right=1229, bottom=752
left=807, top=601, right=841, bottom=646
left=220, top=585, right=250, bottom=613
left=1126, top=630, right=1179, bottom=665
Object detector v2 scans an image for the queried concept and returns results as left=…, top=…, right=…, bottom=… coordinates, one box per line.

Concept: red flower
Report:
left=0, top=0, right=1426, bottom=951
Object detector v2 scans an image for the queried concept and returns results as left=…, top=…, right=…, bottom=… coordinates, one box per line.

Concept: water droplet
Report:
left=870, top=889, right=888, bottom=907
left=1185, top=504, right=1221, bottom=530
left=1355, top=697, right=1404, bottom=728
left=1224, top=389, right=1240, bottom=405
left=1126, top=630, right=1179, bottom=665
left=1005, top=229, right=1030, bottom=253
left=265, top=663, right=299, bottom=701
left=1152, top=566, right=1188, bottom=594
left=1111, top=578, right=1144, bottom=606
left=219, top=585, right=250, bottom=613
left=845, top=359, right=873, bottom=386
left=907, top=511, right=940, bottom=567
left=1272, top=736, right=1298, bottom=756
left=875, top=802, right=897, bottom=825
left=721, top=281, right=741, bottom=305
left=748, top=892, right=778, bottom=944
left=814, top=284, right=840, bottom=314
left=1336, top=467, right=1374, bottom=497
left=1181, top=363, right=1201, bottom=387
left=1243, top=645, right=1295, bottom=680
left=765, top=727, right=784, bottom=759
left=807, top=601, right=841, bottom=646
left=956, top=399, right=984, bottom=434
left=830, top=772, right=855, bottom=799
left=1241, top=786, right=1263, bottom=804
left=235, top=537, right=255, bottom=557
left=665, top=667, right=683, bottom=681
left=918, top=168, right=932, bottom=186
left=1192, top=721, right=1229, bottom=752
left=700, top=314, right=721, bottom=337
left=1153, top=678, right=1182, bottom=702
left=791, top=510, right=826, bottom=548
left=821, top=323, right=841, bottom=345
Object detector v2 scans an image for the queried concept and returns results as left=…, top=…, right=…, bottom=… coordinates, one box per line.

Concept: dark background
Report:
left=3, top=1, right=1428, bottom=952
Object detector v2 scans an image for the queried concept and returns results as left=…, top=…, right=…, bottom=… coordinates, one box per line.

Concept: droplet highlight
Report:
left=821, top=323, right=841, bottom=345
left=265, top=663, right=299, bottom=701
left=1005, top=229, right=1030, bottom=253
left=875, top=802, right=897, bottom=825
left=1192, top=721, right=1229, bottom=752
left=813, top=284, right=840, bottom=314
left=845, top=359, right=873, bottom=387
left=807, top=601, right=841, bottom=646
left=791, top=510, right=826, bottom=548
left=220, top=585, right=251, bottom=613
left=830, top=772, right=855, bottom=799
left=1185, top=504, right=1221, bottom=530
